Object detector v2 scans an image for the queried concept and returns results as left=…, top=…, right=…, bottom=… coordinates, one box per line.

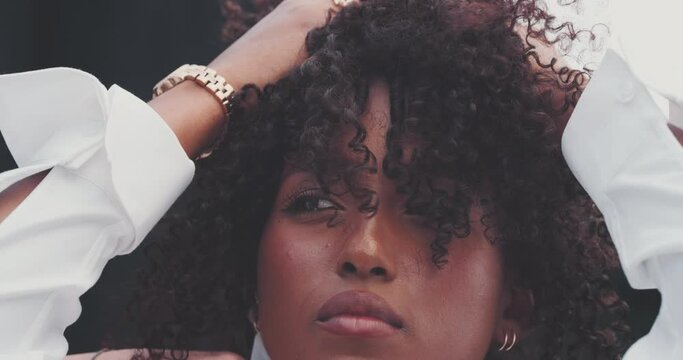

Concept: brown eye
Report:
left=282, top=190, right=340, bottom=216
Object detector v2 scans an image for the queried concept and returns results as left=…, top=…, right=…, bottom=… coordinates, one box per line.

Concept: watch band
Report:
left=153, top=64, right=236, bottom=160
left=153, top=64, right=235, bottom=115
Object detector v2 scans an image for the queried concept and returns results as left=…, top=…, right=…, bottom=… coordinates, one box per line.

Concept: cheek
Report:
left=412, top=238, right=504, bottom=358
left=256, top=216, right=335, bottom=340
left=256, top=207, right=505, bottom=360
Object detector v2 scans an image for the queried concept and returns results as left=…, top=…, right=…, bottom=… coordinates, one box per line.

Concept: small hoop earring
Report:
left=248, top=306, right=260, bottom=333
left=497, top=332, right=509, bottom=352
left=498, top=330, right=517, bottom=352
left=249, top=293, right=261, bottom=333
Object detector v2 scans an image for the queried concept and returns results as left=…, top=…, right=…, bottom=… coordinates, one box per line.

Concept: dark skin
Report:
left=256, top=80, right=528, bottom=359
left=0, top=1, right=678, bottom=359
left=185, top=72, right=679, bottom=359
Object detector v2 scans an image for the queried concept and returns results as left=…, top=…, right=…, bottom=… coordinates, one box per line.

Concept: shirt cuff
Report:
left=0, top=67, right=195, bottom=254
left=561, top=50, right=683, bottom=289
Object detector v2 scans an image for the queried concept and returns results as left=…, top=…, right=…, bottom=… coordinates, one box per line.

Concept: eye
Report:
left=282, top=189, right=341, bottom=216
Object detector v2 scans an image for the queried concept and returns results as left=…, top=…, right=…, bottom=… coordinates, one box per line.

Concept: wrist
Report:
left=148, top=80, right=226, bottom=160
left=151, top=63, right=238, bottom=160
left=172, top=80, right=226, bottom=121
left=208, top=56, right=248, bottom=92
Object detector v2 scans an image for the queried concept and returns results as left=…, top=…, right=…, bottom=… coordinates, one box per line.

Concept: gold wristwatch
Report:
left=153, top=64, right=235, bottom=115
left=153, top=64, right=236, bottom=160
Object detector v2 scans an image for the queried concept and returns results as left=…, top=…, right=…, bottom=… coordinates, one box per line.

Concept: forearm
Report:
left=0, top=68, right=196, bottom=359
left=147, top=80, right=232, bottom=160
left=0, top=170, right=48, bottom=222
left=0, top=78, right=224, bottom=222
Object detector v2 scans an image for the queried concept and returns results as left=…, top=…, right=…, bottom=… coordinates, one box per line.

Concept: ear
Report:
left=494, top=283, right=535, bottom=350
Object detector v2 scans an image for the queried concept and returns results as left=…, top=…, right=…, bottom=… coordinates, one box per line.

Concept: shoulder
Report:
left=66, top=349, right=245, bottom=360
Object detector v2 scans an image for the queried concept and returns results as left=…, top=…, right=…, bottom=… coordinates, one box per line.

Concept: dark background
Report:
left=0, top=0, right=662, bottom=355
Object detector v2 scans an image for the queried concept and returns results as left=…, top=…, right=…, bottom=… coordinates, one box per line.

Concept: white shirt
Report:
left=0, top=68, right=195, bottom=360
left=563, top=50, right=683, bottom=360
left=1, top=11, right=682, bottom=360
left=562, top=2, right=683, bottom=358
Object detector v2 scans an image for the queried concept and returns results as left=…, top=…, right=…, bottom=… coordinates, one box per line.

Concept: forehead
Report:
left=279, top=78, right=460, bottom=197
left=282, top=79, right=396, bottom=178
left=347, top=79, right=392, bottom=161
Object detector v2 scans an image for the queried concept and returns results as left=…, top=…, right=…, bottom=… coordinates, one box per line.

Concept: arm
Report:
left=0, top=82, right=220, bottom=226
left=0, top=1, right=346, bottom=359
left=0, top=70, right=196, bottom=359
left=0, top=0, right=331, bottom=222
left=0, top=79, right=225, bottom=225
left=0, top=170, right=48, bottom=222
left=562, top=49, right=683, bottom=359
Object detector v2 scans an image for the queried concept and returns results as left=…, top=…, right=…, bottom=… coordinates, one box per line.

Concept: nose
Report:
left=336, top=214, right=398, bottom=282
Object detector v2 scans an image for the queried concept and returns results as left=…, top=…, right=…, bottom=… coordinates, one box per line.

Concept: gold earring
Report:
left=498, top=330, right=517, bottom=352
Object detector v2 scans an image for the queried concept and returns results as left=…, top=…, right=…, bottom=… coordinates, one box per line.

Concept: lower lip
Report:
left=316, top=315, right=400, bottom=337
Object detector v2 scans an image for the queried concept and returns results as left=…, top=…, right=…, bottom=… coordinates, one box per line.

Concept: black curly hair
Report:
left=122, top=0, right=631, bottom=359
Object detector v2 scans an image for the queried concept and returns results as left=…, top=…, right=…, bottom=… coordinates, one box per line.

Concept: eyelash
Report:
left=281, top=188, right=342, bottom=216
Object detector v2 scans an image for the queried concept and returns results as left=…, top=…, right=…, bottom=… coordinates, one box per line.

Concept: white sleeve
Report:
left=0, top=68, right=195, bottom=360
left=562, top=50, right=683, bottom=359
left=610, top=1, right=683, bottom=105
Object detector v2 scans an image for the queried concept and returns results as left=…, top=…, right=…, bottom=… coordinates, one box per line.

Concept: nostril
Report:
left=342, top=262, right=356, bottom=274
left=370, top=267, right=386, bottom=277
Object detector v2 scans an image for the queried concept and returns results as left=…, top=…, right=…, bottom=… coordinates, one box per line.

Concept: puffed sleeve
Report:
left=0, top=68, right=195, bottom=360
left=562, top=50, right=683, bottom=359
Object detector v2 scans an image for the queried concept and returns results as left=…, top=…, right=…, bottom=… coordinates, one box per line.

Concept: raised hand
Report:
left=209, top=0, right=355, bottom=91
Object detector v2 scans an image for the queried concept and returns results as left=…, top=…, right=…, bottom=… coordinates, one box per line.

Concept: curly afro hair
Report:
left=123, top=0, right=631, bottom=359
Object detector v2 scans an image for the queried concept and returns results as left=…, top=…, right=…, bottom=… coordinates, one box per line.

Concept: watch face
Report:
left=612, top=1, right=683, bottom=104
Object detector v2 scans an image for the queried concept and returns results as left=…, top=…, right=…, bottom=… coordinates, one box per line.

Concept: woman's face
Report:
left=256, top=80, right=508, bottom=360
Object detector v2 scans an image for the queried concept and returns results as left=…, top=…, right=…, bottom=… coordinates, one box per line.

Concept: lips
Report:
left=316, top=290, right=404, bottom=337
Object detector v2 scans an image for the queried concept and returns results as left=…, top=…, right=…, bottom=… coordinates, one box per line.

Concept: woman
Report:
left=126, top=1, right=627, bottom=359
left=0, top=0, right=681, bottom=359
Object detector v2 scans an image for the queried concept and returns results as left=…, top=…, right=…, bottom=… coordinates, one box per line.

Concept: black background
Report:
left=0, top=0, right=661, bottom=355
